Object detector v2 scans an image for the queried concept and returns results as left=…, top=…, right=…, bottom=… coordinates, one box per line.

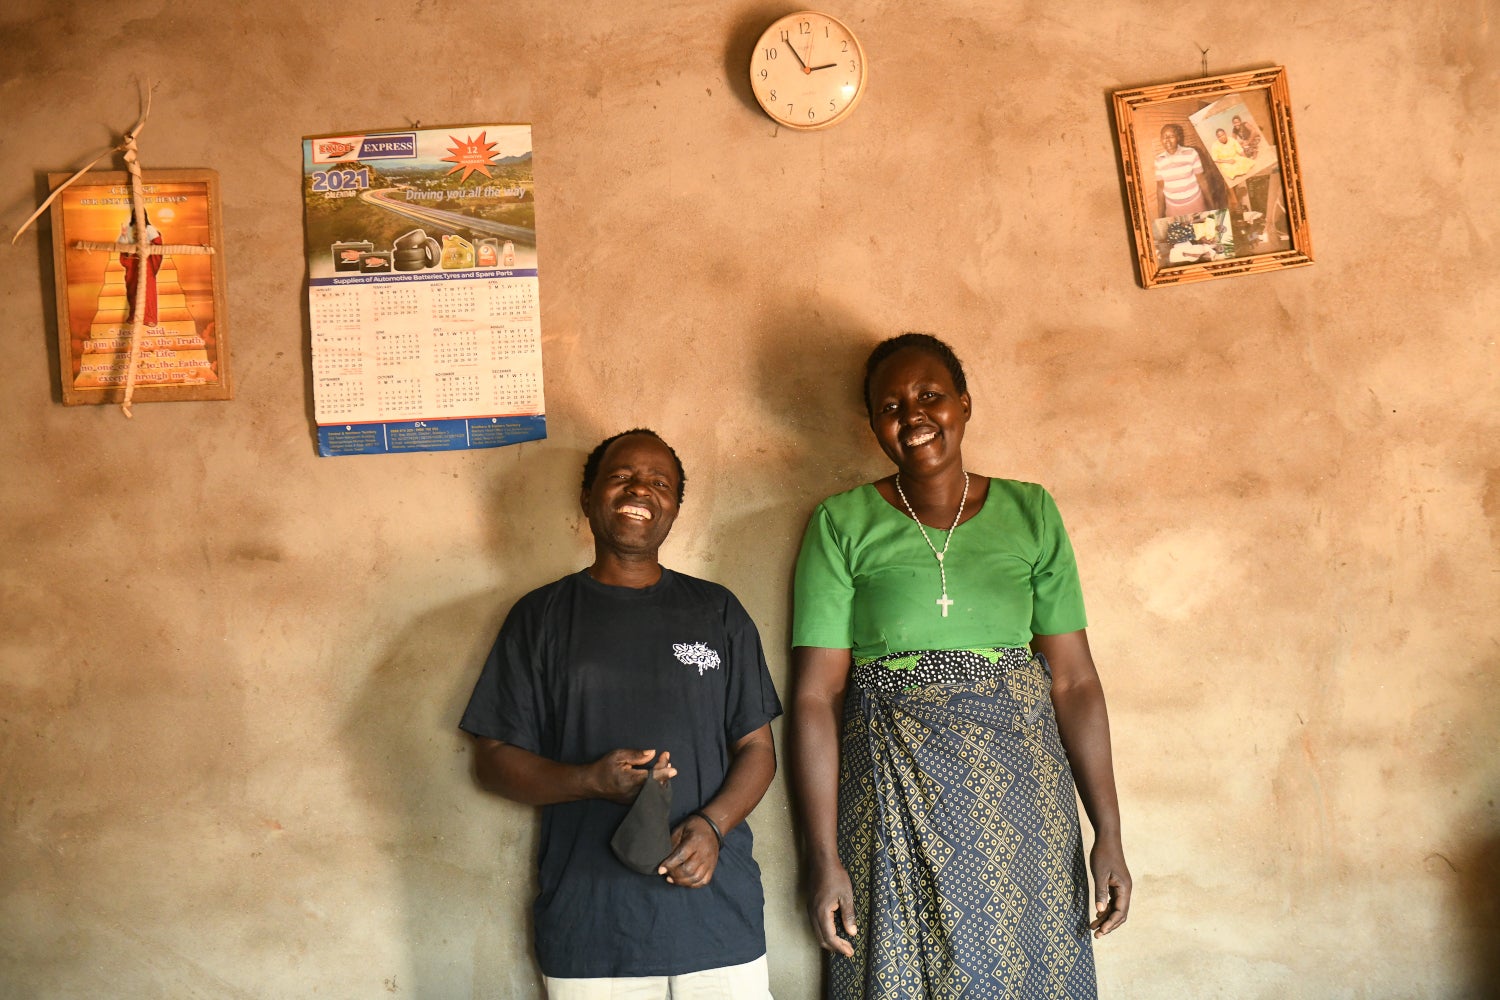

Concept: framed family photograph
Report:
left=1112, top=66, right=1312, bottom=289
left=48, top=168, right=231, bottom=405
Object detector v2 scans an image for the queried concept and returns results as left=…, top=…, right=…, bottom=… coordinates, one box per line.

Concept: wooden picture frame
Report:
left=1112, top=66, right=1312, bottom=288
left=49, top=168, right=231, bottom=405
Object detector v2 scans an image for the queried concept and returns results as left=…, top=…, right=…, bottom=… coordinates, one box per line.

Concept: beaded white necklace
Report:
left=894, top=472, right=968, bottom=617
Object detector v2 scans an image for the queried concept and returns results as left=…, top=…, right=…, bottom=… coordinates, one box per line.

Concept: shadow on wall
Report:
left=339, top=443, right=589, bottom=999
left=1453, top=646, right=1500, bottom=997
left=24, top=172, right=66, bottom=404
left=722, top=296, right=885, bottom=649
left=739, top=295, right=883, bottom=653
left=720, top=303, right=889, bottom=994
left=1459, top=824, right=1500, bottom=994
left=343, top=589, right=542, bottom=997
left=750, top=300, right=881, bottom=489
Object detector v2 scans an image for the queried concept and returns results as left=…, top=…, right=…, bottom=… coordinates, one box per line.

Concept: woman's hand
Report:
left=1088, top=836, right=1132, bottom=937
left=790, top=646, right=857, bottom=955
left=1032, top=630, right=1131, bottom=939
left=808, top=859, right=858, bottom=956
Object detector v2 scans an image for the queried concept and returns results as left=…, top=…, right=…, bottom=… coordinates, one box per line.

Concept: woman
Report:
left=790, top=334, right=1130, bottom=998
left=1153, top=123, right=1210, bottom=219
left=1231, top=115, right=1261, bottom=160
left=1209, top=128, right=1255, bottom=184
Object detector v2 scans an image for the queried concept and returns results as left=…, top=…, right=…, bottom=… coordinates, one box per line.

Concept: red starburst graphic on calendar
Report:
left=441, top=132, right=500, bottom=182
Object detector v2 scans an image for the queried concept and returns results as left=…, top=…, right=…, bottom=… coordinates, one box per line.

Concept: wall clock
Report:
left=749, top=11, right=867, bottom=130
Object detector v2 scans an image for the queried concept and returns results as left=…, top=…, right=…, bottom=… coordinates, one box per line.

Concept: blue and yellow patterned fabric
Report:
left=833, top=647, right=1097, bottom=999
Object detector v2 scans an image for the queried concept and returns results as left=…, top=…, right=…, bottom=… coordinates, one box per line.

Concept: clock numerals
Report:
left=750, top=11, right=866, bottom=130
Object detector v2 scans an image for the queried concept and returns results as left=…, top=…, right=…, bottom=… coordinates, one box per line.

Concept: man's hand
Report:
left=658, top=812, right=721, bottom=888
left=588, top=749, right=676, bottom=805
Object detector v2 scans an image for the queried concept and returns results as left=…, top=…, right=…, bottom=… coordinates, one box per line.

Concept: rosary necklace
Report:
left=894, top=471, right=968, bottom=617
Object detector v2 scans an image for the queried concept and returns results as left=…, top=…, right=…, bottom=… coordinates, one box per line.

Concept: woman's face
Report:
left=1161, top=127, right=1179, bottom=153
left=867, top=347, right=971, bottom=476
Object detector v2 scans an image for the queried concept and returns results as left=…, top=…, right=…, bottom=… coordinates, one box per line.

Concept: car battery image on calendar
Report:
left=301, top=123, right=545, bottom=457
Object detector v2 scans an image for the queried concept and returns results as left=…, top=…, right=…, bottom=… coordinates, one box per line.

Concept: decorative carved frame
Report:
left=1113, top=67, right=1312, bottom=288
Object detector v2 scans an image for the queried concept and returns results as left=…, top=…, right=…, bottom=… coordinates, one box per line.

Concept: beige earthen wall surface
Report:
left=2, top=1, right=1496, bottom=997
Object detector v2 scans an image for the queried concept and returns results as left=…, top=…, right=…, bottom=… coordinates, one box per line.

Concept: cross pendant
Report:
left=936, top=594, right=954, bottom=617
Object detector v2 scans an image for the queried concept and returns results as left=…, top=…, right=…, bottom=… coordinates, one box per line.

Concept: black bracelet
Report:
left=689, top=809, right=724, bottom=846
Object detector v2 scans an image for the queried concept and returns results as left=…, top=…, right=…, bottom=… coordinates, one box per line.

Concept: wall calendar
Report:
left=301, top=123, right=544, bottom=456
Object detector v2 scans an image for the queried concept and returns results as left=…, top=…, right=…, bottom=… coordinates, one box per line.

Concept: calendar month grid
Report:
left=311, top=276, right=542, bottom=425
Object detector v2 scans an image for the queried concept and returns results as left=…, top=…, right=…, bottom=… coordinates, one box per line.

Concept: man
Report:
left=117, top=211, right=163, bottom=328
left=1231, top=114, right=1261, bottom=160
left=460, top=429, right=781, bottom=998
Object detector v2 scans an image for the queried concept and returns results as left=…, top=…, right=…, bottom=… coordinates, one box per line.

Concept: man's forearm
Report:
left=473, top=738, right=669, bottom=807
left=694, top=726, right=776, bottom=835
left=473, top=739, right=595, bottom=804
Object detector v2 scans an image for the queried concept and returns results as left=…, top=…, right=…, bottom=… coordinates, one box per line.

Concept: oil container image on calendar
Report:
left=440, top=235, right=474, bottom=269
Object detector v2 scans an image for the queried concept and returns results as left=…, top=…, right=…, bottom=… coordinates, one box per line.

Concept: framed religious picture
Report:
left=1112, top=66, right=1312, bottom=289
left=48, top=168, right=231, bottom=404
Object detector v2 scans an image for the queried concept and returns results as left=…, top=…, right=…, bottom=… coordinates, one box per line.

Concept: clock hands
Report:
left=784, top=41, right=811, bottom=73
left=784, top=41, right=834, bottom=72
left=780, top=24, right=839, bottom=74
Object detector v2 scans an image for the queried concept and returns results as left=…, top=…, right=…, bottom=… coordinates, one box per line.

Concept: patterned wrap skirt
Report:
left=831, top=646, right=1097, bottom=999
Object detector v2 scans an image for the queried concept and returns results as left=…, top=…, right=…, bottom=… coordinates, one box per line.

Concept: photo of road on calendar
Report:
left=301, top=123, right=545, bottom=457
left=302, top=125, right=536, bottom=280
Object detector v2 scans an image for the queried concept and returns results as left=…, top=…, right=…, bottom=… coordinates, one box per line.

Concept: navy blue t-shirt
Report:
left=460, top=569, right=783, bottom=978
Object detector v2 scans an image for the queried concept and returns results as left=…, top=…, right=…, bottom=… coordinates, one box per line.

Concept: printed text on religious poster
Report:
left=49, top=169, right=231, bottom=405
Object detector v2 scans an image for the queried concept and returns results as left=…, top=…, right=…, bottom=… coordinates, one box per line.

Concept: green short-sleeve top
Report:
left=792, top=478, right=1087, bottom=659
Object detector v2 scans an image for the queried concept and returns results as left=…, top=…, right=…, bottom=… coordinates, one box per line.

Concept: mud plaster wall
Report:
left=1, top=1, right=1497, bottom=997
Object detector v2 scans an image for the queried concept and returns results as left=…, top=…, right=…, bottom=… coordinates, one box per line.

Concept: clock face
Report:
left=749, top=11, right=867, bottom=131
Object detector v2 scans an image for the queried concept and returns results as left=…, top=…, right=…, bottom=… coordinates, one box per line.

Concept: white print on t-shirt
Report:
left=672, top=642, right=722, bottom=676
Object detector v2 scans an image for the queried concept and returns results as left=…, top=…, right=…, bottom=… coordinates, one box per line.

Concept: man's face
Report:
left=1161, top=128, right=1179, bottom=153
left=581, top=434, right=682, bottom=558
